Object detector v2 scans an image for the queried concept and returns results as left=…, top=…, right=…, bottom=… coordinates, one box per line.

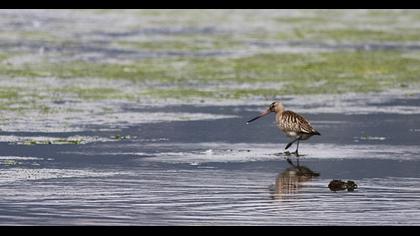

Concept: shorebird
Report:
left=246, top=101, right=320, bottom=161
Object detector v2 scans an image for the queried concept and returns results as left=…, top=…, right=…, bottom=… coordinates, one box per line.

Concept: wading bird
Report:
left=246, top=101, right=320, bottom=163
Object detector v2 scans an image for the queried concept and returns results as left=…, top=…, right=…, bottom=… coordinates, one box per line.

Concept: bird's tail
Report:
left=313, top=130, right=321, bottom=135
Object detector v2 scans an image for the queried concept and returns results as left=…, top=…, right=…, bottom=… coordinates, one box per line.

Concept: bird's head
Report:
left=268, top=101, right=284, bottom=113
left=246, top=101, right=284, bottom=124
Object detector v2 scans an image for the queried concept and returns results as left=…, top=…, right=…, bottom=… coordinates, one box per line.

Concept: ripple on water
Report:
left=0, top=165, right=419, bottom=225
left=68, top=142, right=420, bottom=164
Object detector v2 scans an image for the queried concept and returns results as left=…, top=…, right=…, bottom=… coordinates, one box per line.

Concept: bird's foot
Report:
left=291, top=151, right=306, bottom=157
left=287, top=151, right=299, bottom=157
left=283, top=151, right=305, bottom=156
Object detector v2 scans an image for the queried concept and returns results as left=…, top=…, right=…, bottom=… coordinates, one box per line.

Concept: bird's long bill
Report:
left=246, top=110, right=270, bottom=124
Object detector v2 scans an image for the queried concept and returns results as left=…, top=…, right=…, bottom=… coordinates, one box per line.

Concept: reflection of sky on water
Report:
left=0, top=100, right=419, bottom=225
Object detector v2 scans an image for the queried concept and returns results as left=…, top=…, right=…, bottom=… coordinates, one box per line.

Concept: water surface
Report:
left=0, top=95, right=419, bottom=225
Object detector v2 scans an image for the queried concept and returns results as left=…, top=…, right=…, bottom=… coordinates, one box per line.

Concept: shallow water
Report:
left=1, top=9, right=420, bottom=226
left=0, top=95, right=420, bottom=225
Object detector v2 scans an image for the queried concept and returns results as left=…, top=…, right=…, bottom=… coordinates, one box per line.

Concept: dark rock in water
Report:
left=328, top=180, right=358, bottom=192
left=346, top=180, right=358, bottom=192
left=328, top=179, right=347, bottom=191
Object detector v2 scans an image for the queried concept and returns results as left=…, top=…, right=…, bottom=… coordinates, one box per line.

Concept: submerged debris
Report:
left=21, top=139, right=82, bottom=145
left=111, top=134, right=133, bottom=140
left=1, top=135, right=116, bottom=145
left=328, top=179, right=358, bottom=192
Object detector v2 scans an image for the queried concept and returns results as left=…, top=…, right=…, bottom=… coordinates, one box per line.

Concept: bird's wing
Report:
left=282, top=111, right=317, bottom=134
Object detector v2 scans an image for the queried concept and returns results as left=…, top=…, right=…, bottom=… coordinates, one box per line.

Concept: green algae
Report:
left=143, top=51, right=420, bottom=99
left=1, top=9, right=420, bottom=134
left=20, top=139, right=83, bottom=145
left=0, top=89, right=19, bottom=99
left=53, top=87, right=133, bottom=100
left=274, top=26, right=420, bottom=43
left=141, top=88, right=216, bottom=99
left=116, top=35, right=242, bottom=52
left=1, top=9, right=420, bottom=105
left=0, top=31, right=60, bottom=42
left=1, top=50, right=419, bottom=102
left=299, top=29, right=420, bottom=43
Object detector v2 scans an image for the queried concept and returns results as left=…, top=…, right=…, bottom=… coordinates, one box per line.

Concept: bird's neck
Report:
left=275, top=111, right=283, bottom=123
left=276, top=106, right=285, bottom=114
left=275, top=103, right=285, bottom=114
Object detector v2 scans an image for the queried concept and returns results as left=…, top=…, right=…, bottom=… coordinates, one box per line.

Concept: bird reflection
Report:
left=270, top=159, right=320, bottom=200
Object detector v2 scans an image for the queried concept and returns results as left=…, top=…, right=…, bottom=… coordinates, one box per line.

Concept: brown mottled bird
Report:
left=246, top=101, right=320, bottom=158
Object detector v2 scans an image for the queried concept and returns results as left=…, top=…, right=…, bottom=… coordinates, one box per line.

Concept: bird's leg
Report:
left=285, top=137, right=299, bottom=150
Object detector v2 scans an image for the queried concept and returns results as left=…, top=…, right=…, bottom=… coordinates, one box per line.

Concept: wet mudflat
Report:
left=1, top=9, right=420, bottom=225
left=0, top=94, right=420, bottom=225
